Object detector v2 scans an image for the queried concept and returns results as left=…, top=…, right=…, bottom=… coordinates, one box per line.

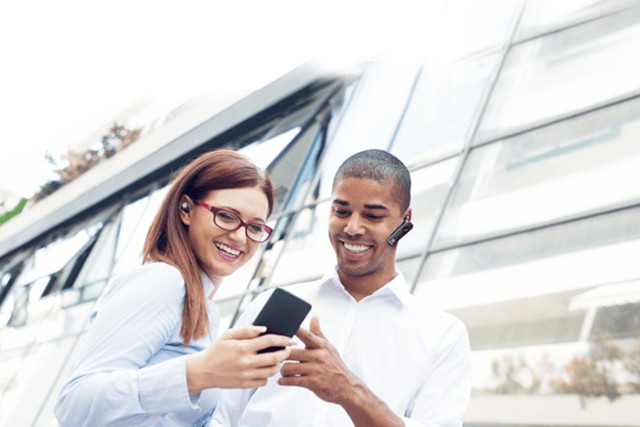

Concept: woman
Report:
left=54, top=150, right=292, bottom=426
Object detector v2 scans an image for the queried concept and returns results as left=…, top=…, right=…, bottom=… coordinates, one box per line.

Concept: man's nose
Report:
left=344, top=215, right=365, bottom=236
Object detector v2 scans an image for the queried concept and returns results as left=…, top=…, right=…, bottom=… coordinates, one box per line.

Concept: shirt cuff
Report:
left=138, top=355, right=198, bottom=414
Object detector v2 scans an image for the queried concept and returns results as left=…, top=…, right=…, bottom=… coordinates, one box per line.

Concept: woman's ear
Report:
left=179, top=196, right=193, bottom=226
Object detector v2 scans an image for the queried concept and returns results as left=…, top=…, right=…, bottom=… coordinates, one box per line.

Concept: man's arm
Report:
left=278, top=316, right=404, bottom=427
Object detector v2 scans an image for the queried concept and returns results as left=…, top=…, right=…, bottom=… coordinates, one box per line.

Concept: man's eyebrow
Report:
left=332, top=199, right=388, bottom=211
left=364, top=203, right=389, bottom=211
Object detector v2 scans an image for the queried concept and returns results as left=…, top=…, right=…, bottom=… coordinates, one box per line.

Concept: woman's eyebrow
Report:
left=219, top=205, right=266, bottom=223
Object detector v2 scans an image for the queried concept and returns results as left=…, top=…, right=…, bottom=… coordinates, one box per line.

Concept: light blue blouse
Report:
left=55, top=262, right=220, bottom=427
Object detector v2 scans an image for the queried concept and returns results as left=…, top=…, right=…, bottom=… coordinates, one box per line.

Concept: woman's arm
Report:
left=54, top=264, right=196, bottom=426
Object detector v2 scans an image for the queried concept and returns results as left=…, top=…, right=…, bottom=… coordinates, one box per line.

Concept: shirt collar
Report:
left=322, top=266, right=413, bottom=307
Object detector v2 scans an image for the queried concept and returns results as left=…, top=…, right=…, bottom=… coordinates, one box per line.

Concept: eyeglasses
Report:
left=196, top=200, right=273, bottom=243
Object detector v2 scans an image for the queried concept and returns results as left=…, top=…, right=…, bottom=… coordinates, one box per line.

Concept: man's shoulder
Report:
left=402, top=294, right=467, bottom=334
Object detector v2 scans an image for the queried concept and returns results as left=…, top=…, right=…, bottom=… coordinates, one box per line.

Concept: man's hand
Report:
left=279, top=316, right=404, bottom=427
left=278, top=316, right=360, bottom=404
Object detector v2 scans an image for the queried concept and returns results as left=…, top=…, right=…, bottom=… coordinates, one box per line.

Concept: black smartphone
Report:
left=252, top=287, right=312, bottom=353
left=387, top=219, right=413, bottom=246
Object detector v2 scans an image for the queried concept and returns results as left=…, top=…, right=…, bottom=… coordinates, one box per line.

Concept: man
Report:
left=212, top=149, right=472, bottom=426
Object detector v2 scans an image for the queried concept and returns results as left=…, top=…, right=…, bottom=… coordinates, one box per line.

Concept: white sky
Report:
left=0, top=0, right=447, bottom=198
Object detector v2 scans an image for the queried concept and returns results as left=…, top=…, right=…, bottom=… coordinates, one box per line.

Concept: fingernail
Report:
left=255, top=325, right=267, bottom=333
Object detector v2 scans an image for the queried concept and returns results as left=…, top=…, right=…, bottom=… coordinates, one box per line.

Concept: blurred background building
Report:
left=1, top=1, right=640, bottom=426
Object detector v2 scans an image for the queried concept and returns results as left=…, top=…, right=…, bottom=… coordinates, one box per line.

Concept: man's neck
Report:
left=338, top=270, right=397, bottom=302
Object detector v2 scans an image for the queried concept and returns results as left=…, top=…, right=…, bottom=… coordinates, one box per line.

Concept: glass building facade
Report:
left=1, top=1, right=640, bottom=425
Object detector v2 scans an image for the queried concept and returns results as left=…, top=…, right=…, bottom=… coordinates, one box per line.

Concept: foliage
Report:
left=32, top=123, right=142, bottom=202
left=491, top=354, right=540, bottom=394
left=490, top=335, right=640, bottom=401
left=0, top=197, right=28, bottom=225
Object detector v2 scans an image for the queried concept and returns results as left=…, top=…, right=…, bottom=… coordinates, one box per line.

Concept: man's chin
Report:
left=337, top=263, right=369, bottom=278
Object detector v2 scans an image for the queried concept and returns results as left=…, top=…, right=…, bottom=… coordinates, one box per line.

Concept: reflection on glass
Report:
left=72, top=219, right=119, bottom=291
left=516, top=0, right=639, bottom=41
left=0, top=349, right=23, bottom=425
left=477, top=9, right=640, bottom=142
left=416, top=206, right=640, bottom=353
left=268, top=201, right=334, bottom=287
left=415, top=208, right=640, bottom=426
left=391, top=53, right=499, bottom=166
left=36, top=300, right=94, bottom=342
left=425, top=205, right=640, bottom=289
left=0, top=338, right=75, bottom=426
left=213, top=247, right=263, bottom=301
left=396, top=257, right=422, bottom=287
left=431, top=0, right=521, bottom=60
left=590, top=300, right=640, bottom=339
left=216, top=297, right=242, bottom=332
left=398, top=159, right=458, bottom=259
left=15, top=229, right=95, bottom=289
left=267, top=120, right=324, bottom=213
left=312, top=62, right=422, bottom=202
left=112, top=187, right=167, bottom=275
left=437, top=98, right=640, bottom=246
left=240, top=127, right=300, bottom=170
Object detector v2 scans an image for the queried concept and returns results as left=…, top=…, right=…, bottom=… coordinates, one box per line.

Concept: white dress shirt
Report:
left=212, top=267, right=471, bottom=427
left=55, top=262, right=220, bottom=427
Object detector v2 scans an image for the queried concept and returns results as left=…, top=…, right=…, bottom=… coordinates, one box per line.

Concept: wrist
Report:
left=186, top=353, right=204, bottom=395
left=339, top=377, right=370, bottom=410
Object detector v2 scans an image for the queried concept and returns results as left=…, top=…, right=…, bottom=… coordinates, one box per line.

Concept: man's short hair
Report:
left=333, top=149, right=411, bottom=212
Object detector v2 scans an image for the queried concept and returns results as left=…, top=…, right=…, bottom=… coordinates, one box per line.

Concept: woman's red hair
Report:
left=142, top=149, right=274, bottom=344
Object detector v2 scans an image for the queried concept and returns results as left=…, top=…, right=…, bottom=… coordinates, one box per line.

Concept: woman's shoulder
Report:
left=106, top=262, right=186, bottom=300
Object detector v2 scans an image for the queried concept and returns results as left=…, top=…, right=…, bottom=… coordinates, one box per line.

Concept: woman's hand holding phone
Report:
left=186, top=325, right=293, bottom=394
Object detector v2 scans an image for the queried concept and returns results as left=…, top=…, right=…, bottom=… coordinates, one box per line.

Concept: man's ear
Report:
left=405, top=208, right=412, bottom=222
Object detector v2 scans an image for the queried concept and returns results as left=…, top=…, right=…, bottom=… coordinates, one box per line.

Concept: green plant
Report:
left=0, top=197, right=28, bottom=226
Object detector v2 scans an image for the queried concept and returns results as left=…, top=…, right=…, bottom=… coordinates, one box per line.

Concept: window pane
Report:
left=435, top=0, right=522, bottom=60
left=415, top=207, right=640, bottom=425
left=0, top=338, right=76, bottom=426
left=516, top=0, right=639, bottom=41
left=398, top=159, right=458, bottom=259
left=268, top=201, right=335, bottom=287
left=477, top=9, right=640, bottom=142
left=216, top=296, right=242, bottom=332
left=390, top=53, right=500, bottom=166
left=436, top=97, right=640, bottom=247
left=36, top=299, right=93, bottom=342
left=72, top=218, right=119, bottom=290
left=311, top=62, right=422, bottom=202
left=240, top=127, right=300, bottom=170
left=590, top=301, right=640, bottom=340
left=213, top=245, right=264, bottom=301
left=112, top=188, right=166, bottom=275
left=266, top=120, right=324, bottom=213
left=396, top=256, right=422, bottom=286
left=15, top=228, right=95, bottom=288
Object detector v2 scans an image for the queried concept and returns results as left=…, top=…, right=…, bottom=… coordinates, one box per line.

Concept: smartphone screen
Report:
left=252, top=287, right=312, bottom=353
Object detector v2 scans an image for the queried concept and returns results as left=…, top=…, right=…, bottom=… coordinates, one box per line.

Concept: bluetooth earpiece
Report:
left=387, top=215, right=413, bottom=246
left=180, top=202, right=191, bottom=213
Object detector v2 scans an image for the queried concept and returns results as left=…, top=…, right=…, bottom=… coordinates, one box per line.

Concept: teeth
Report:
left=215, top=242, right=240, bottom=257
left=343, top=242, right=370, bottom=253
